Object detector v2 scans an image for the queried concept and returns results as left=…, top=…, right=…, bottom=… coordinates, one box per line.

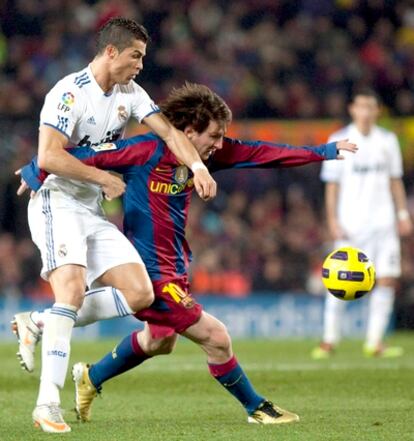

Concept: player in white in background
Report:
left=312, top=89, right=412, bottom=360
left=11, top=18, right=216, bottom=433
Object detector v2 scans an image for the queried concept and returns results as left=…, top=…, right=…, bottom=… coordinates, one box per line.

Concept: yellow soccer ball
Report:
left=321, top=247, right=376, bottom=301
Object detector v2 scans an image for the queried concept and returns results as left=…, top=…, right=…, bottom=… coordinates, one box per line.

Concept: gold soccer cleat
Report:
left=247, top=401, right=300, bottom=425
left=72, top=362, right=99, bottom=422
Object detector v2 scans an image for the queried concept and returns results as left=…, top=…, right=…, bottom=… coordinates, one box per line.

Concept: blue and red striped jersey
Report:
left=22, top=132, right=337, bottom=280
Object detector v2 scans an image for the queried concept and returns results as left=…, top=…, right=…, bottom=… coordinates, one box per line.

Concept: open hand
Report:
left=335, top=139, right=358, bottom=159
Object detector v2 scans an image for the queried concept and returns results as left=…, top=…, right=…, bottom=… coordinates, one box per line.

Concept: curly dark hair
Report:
left=160, top=82, right=232, bottom=132
left=96, top=17, right=149, bottom=54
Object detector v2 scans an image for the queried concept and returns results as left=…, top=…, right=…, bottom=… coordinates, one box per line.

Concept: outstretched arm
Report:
left=209, top=138, right=357, bottom=171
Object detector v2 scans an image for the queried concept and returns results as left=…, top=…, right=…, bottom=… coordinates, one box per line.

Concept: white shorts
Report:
left=28, top=189, right=143, bottom=287
left=335, top=228, right=401, bottom=279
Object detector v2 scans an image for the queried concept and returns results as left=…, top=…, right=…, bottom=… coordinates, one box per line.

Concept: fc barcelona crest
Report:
left=174, top=165, right=188, bottom=184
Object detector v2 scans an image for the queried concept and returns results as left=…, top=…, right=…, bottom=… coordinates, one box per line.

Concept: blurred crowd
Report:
left=2, top=0, right=414, bottom=309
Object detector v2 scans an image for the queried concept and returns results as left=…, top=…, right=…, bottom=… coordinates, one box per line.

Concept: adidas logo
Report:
left=86, top=116, right=96, bottom=125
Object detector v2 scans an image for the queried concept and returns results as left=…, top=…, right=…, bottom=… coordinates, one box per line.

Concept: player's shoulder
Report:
left=328, top=125, right=351, bottom=142
left=47, top=67, right=90, bottom=98
left=374, top=125, right=398, bottom=140
left=117, top=80, right=150, bottom=98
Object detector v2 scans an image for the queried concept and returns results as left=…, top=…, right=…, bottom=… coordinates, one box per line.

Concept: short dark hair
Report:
left=160, top=83, right=232, bottom=132
left=96, top=18, right=149, bottom=54
left=350, top=88, right=380, bottom=104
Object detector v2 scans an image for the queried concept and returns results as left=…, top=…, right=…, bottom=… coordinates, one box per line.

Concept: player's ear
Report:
left=106, top=44, right=119, bottom=59
left=183, top=126, right=196, bottom=138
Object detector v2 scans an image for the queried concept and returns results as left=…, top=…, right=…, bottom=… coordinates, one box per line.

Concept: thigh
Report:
left=94, top=262, right=152, bottom=293
left=86, top=218, right=143, bottom=288
left=135, top=277, right=202, bottom=334
left=28, top=189, right=88, bottom=281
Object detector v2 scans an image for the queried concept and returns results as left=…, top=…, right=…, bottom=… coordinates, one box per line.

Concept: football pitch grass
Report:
left=1, top=334, right=413, bottom=441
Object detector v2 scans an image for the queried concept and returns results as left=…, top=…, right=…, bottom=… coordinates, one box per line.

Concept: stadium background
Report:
left=0, top=0, right=414, bottom=336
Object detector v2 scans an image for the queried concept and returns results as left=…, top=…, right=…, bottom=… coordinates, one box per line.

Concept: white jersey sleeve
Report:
left=387, top=132, right=403, bottom=178
left=130, top=82, right=160, bottom=123
left=39, top=78, right=84, bottom=139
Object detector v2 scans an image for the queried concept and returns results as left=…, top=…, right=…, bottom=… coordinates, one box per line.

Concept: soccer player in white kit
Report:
left=12, top=18, right=217, bottom=433
left=312, top=89, right=412, bottom=360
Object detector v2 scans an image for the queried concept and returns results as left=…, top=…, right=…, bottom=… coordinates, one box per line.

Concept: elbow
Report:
left=37, top=149, right=56, bottom=172
left=37, top=153, right=49, bottom=170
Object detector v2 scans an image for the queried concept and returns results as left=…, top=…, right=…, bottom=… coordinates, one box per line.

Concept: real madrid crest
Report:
left=174, top=165, right=189, bottom=184
left=58, top=244, right=68, bottom=257
left=117, top=105, right=128, bottom=122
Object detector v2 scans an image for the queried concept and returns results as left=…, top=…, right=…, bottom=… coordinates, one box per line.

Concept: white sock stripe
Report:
left=85, top=288, right=106, bottom=298
left=50, top=307, right=77, bottom=322
left=112, top=288, right=129, bottom=317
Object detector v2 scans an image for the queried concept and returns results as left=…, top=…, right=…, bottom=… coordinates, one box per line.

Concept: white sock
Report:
left=31, top=287, right=133, bottom=331
left=36, top=303, right=77, bottom=406
left=322, top=293, right=346, bottom=345
left=365, top=285, right=395, bottom=349
left=75, top=286, right=133, bottom=327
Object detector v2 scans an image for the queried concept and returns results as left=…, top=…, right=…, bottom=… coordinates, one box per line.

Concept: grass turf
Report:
left=0, top=333, right=413, bottom=441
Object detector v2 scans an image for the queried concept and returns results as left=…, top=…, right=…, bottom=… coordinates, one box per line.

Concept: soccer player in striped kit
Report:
left=21, top=83, right=357, bottom=426
left=12, top=18, right=216, bottom=433
left=312, top=89, right=412, bottom=359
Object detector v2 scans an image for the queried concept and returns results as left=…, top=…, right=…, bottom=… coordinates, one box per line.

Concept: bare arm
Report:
left=325, top=182, right=346, bottom=240
left=143, top=112, right=216, bottom=200
left=390, top=177, right=412, bottom=236
left=37, top=125, right=125, bottom=199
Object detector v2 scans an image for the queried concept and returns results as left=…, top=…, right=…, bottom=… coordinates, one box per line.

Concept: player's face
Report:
left=109, top=39, right=147, bottom=85
left=349, top=96, right=379, bottom=129
left=186, top=120, right=226, bottom=161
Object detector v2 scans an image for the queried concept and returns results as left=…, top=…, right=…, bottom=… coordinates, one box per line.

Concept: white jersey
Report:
left=320, top=124, right=402, bottom=236
left=39, top=65, right=159, bottom=212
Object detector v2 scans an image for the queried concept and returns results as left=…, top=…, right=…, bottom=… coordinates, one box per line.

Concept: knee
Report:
left=127, top=281, right=154, bottom=311
left=206, top=322, right=232, bottom=354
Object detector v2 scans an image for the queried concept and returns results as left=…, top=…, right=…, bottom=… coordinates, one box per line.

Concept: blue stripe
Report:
left=112, top=288, right=129, bottom=317
left=50, top=307, right=77, bottom=322
left=50, top=307, right=77, bottom=319
left=50, top=311, right=77, bottom=321
left=45, top=190, right=56, bottom=268
left=85, top=288, right=106, bottom=297
left=76, top=80, right=91, bottom=88
left=111, top=288, right=122, bottom=316
left=74, top=72, right=88, bottom=84
left=41, top=191, right=52, bottom=271
left=42, top=123, right=70, bottom=139
left=42, top=190, right=56, bottom=271
left=140, top=109, right=161, bottom=122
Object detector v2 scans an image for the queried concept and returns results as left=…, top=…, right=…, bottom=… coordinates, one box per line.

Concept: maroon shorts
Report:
left=134, top=276, right=203, bottom=339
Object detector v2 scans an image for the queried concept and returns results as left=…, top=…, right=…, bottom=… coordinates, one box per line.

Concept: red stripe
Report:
left=130, top=331, right=150, bottom=357
left=208, top=355, right=238, bottom=377
left=94, top=140, right=157, bottom=168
